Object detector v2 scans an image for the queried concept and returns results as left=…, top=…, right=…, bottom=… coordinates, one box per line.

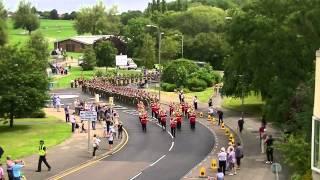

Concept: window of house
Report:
left=313, top=116, right=320, bottom=172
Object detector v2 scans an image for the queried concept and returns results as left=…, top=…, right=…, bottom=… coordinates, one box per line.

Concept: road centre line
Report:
left=169, top=142, right=174, bottom=152
left=149, top=155, right=166, bottom=167
left=129, top=172, right=142, bottom=180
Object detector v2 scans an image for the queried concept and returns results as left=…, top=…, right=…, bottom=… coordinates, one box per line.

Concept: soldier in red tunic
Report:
left=141, top=111, right=148, bottom=132
left=170, top=116, right=177, bottom=137
left=176, top=111, right=182, bottom=130
left=160, top=110, right=167, bottom=130
left=189, top=111, right=196, bottom=129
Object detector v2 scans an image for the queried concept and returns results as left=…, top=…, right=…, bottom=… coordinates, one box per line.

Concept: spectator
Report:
left=12, top=160, right=24, bottom=180
left=6, top=156, right=14, bottom=180
left=265, top=135, right=274, bottom=164
left=0, top=163, right=4, bottom=180
left=64, top=105, right=70, bottom=123
left=208, top=97, right=213, bottom=107
left=238, top=117, right=244, bottom=133
left=216, top=167, right=224, bottom=180
left=235, top=143, right=244, bottom=170
left=218, top=147, right=227, bottom=175
left=92, top=134, right=101, bottom=158
left=70, top=112, right=76, bottom=133
left=193, top=96, right=198, bottom=110
left=217, top=110, right=224, bottom=126
left=0, top=146, right=3, bottom=159
left=228, top=147, right=237, bottom=175
left=118, top=122, right=123, bottom=139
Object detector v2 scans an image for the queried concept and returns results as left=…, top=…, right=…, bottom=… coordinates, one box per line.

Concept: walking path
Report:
left=7, top=108, right=127, bottom=180
left=156, top=92, right=289, bottom=180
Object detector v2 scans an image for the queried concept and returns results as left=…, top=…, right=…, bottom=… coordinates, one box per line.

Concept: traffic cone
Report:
left=220, top=122, right=225, bottom=130
left=207, top=115, right=211, bottom=121
left=210, top=159, right=218, bottom=170
left=229, top=133, right=234, bottom=139
left=225, top=128, right=230, bottom=136
left=199, top=167, right=206, bottom=178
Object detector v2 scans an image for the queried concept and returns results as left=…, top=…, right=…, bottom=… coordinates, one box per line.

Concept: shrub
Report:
left=187, top=78, right=207, bottom=92
left=30, top=110, right=46, bottom=118
left=162, top=83, right=176, bottom=92
left=95, top=70, right=104, bottom=77
left=82, top=48, right=96, bottom=71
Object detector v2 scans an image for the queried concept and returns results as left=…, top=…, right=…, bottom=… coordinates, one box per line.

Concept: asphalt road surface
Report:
left=51, top=89, right=215, bottom=180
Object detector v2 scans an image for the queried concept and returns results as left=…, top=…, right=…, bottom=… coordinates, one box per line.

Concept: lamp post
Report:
left=146, top=24, right=163, bottom=102
left=175, top=34, right=184, bottom=58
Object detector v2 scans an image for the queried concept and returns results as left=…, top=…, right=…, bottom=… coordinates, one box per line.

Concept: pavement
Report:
left=5, top=95, right=127, bottom=180
left=156, top=91, right=289, bottom=180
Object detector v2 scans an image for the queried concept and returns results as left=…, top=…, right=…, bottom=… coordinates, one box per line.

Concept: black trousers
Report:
left=142, top=124, right=147, bottom=132
left=65, top=114, right=69, bottom=122
left=267, top=147, right=273, bottom=162
left=177, top=122, right=181, bottom=129
left=38, top=156, right=51, bottom=171
left=7, top=170, right=13, bottom=180
left=171, top=127, right=176, bottom=137
left=190, top=122, right=196, bottom=129
left=236, top=157, right=241, bottom=167
left=218, top=118, right=223, bottom=125
left=71, top=123, right=75, bottom=132
left=219, top=160, right=226, bottom=175
left=93, top=147, right=98, bottom=156
left=118, top=130, right=123, bottom=139
left=239, top=125, right=243, bottom=133
left=194, top=102, right=198, bottom=110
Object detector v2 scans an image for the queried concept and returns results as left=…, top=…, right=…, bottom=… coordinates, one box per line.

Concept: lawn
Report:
left=0, top=116, right=71, bottom=161
left=222, top=93, right=265, bottom=115
left=53, top=66, right=95, bottom=89
left=187, top=87, right=214, bottom=103
left=7, top=19, right=77, bottom=50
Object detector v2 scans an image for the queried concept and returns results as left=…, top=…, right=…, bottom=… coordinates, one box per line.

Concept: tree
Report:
left=75, top=2, right=120, bottom=35
left=0, top=45, right=49, bottom=127
left=157, top=0, right=161, bottom=12
left=0, top=0, right=7, bottom=45
left=161, top=36, right=179, bottom=60
left=94, top=41, right=117, bottom=67
left=0, top=0, right=7, bottom=19
left=161, top=0, right=167, bottom=13
left=49, top=9, right=59, bottom=19
left=13, top=1, right=40, bottom=35
left=25, top=31, right=49, bottom=67
left=120, top=10, right=143, bottom=25
left=135, top=34, right=156, bottom=68
left=82, top=47, right=96, bottom=70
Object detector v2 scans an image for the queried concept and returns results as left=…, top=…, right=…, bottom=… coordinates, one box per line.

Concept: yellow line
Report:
left=49, top=128, right=129, bottom=180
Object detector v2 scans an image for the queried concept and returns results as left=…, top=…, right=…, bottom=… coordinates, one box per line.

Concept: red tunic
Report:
left=189, top=114, right=196, bottom=123
left=170, top=118, right=177, bottom=128
left=160, top=113, right=167, bottom=123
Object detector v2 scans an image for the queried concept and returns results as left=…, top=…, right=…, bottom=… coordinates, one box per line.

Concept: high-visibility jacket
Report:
left=39, top=145, right=46, bottom=156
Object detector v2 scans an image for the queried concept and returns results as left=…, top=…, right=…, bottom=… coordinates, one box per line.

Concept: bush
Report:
left=161, top=83, right=176, bottom=92
left=30, top=110, right=46, bottom=118
left=82, top=48, right=96, bottom=71
left=187, top=78, right=207, bottom=92
left=95, top=70, right=104, bottom=77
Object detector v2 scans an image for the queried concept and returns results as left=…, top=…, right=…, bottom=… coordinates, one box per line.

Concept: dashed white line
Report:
left=167, top=131, right=174, bottom=139
left=169, top=142, right=175, bottom=151
left=149, top=155, right=166, bottom=167
left=129, top=172, right=142, bottom=180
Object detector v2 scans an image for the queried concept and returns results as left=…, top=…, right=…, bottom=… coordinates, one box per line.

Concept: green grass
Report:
left=186, top=87, right=214, bottom=103
left=222, top=93, right=265, bottom=115
left=7, top=19, right=77, bottom=50
left=0, top=116, right=71, bottom=161
left=53, top=66, right=95, bottom=89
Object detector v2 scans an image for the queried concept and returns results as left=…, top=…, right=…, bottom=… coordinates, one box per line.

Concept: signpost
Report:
left=271, top=163, right=282, bottom=180
left=80, top=111, right=97, bottom=152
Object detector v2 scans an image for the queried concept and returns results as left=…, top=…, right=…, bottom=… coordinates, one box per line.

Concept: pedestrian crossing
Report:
left=112, top=105, right=128, bottom=110
left=123, top=109, right=140, bottom=116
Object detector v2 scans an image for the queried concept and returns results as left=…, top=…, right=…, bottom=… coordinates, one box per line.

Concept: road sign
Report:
left=80, top=111, right=97, bottom=121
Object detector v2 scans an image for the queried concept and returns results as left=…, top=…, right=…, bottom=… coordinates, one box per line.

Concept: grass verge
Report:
left=0, top=116, right=71, bottom=161
left=222, top=93, right=264, bottom=115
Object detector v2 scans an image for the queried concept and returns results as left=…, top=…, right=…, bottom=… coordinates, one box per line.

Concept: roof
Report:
left=55, top=35, right=125, bottom=45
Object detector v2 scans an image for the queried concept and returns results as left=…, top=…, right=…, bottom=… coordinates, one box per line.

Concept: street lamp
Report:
left=174, top=34, right=184, bottom=59
left=146, top=24, right=163, bottom=102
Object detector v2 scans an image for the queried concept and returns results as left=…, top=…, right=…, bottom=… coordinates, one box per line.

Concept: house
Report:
left=54, top=35, right=127, bottom=54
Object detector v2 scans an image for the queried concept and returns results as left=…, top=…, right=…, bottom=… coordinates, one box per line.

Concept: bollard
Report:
left=210, top=159, right=218, bottom=170
left=199, top=167, right=206, bottom=178
left=220, top=122, right=225, bottom=130
left=225, top=128, right=230, bottom=136
left=229, top=133, right=234, bottom=139
left=207, top=115, right=212, bottom=121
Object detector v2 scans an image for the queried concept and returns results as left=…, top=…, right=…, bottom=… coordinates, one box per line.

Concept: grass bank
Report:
left=222, top=93, right=264, bottom=115
left=0, top=116, right=71, bottom=161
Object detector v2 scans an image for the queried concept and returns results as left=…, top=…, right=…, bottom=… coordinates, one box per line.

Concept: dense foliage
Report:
left=94, top=41, right=117, bottom=67
left=13, top=1, right=40, bottom=34
left=82, top=48, right=96, bottom=71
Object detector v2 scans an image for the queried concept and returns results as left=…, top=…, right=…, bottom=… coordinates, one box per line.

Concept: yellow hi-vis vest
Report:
left=39, top=145, right=46, bottom=156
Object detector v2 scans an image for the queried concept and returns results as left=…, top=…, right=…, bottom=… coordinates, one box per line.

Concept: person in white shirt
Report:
left=70, top=112, right=76, bottom=133
left=92, top=134, right=101, bottom=157
left=108, top=128, right=114, bottom=150
left=218, top=147, right=227, bottom=175
left=55, top=96, right=61, bottom=112
left=193, top=96, right=198, bottom=110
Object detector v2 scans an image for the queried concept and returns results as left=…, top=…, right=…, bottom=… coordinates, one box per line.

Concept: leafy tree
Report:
left=0, top=1, right=7, bottom=46
left=161, top=0, right=167, bottom=13
left=157, top=0, right=161, bottom=12
left=82, top=48, right=96, bottom=70
left=135, top=34, right=156, bottom=69
left=0, top=45, right=48, bottom=127
left=94, top=41, right=117, bottom=67
left=161, top=36, right=179, bottom=60
left=75, top=2, right=120, bottom=35
left=120, top=10, right=143, bottom=25
left=13, top=1, right=40, bottom=35
left=25, top=31, right=49, bottom=67
left=0, top=0, right=7, bottom=19
left=49, top=9, right=59, bottom=19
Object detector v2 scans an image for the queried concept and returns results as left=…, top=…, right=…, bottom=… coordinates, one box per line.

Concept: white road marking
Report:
left=167, top=131, right=174, bottom=139
left=169, top=142, right=175, bottom=151
left=149, top=155, right=166, bottom=167
left=129, top=172, right=142, bottom=180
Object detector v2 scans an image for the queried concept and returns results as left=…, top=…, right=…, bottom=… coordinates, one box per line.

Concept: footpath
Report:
left=11, top=107, right=127, bottom=180
left=157, top=93, right=289, bottom=180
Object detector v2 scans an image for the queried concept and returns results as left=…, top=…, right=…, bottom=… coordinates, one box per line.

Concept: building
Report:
left=312, top=49, right=320, bottom=178
left=54, top=35, right=127, bottom=54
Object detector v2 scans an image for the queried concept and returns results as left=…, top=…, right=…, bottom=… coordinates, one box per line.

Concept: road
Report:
left=52, top=89, right=215, bottom=180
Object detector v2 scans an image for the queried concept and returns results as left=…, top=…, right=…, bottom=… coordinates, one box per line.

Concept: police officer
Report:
left=36, top=140, right=51, bottom=172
